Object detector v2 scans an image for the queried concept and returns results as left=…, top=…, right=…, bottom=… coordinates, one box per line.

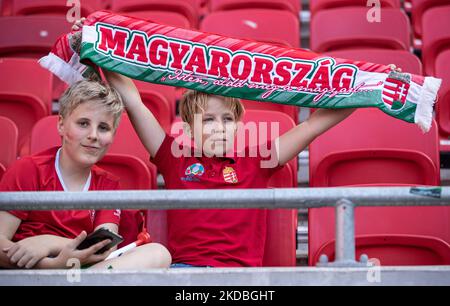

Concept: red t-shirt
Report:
left=0, top=147, right=121, bottom=241
left=152, top=135, right=283, bottom=267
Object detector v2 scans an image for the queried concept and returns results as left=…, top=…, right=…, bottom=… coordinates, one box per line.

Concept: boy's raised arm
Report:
left=103, top=70, right=166, bottom=158
left=275, top=108, right=356, bottom=166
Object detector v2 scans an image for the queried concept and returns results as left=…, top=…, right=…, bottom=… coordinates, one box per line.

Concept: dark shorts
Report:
left=170, top=263, right=212, bottom=268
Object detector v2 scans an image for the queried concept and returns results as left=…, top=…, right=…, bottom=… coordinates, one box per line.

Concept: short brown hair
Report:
left=59, top=79, right=124, bottom=129
left=179, top=90, right=245, bottom=124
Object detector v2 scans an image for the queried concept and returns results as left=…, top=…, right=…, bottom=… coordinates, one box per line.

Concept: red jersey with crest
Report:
left=152, top=135, right=283, bottom=267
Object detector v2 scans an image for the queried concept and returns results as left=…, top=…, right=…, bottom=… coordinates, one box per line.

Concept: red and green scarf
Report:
left=40, top=11, right=442, bottom=132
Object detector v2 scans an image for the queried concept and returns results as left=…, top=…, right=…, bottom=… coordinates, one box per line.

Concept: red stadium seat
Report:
left=1, top=0, right=103, bottom=17
left=309, top=0, right=401, bottom=16
left=0, top=92, right=48, bottom=157
left=121, top=10, right=191, bottom=29
left=435, top=49, right=450, bottom=152
left=110, top=115, right=158, bottom=187
left=421, top=5, right=450, bottom=76
left=309, top=108, right=440, bottom=186
left=99, top=154, right=152, bottom=190
left=132, top=81, right=176, bottom=133
left=241, top=100, right=299, bottom=124
left=310, top=8, right=411, bottom=52
left=0, top=58, right=53, bottom=114
left=0, top=16, right=72, bottom=103
left=201, top=9, right=300, bottom=48
left=0, top=116, right=18, bottom=179
left=241, top=110, right=298, bottom=187
left=263, top=162, right=298, bottom=266
left=237, top=110, right=299, bottom=266
left=314, top=235, right=450, bottom=266
left=411, top=0, right=450, bottom=38
left=110, top=0, right=200, bottom=28
left=0, top=16, right=72, bottom=58
left=209, top=0, right=300, bottom=15
left=308, top=108, right=448, bottom=266
left=325, top=49, right=423, bottom=75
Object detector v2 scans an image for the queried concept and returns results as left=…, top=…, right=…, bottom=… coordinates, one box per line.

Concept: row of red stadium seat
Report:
left=0, top=0, right=299, bottom=29
left=308, top=0, right=450, bottom=40
left=2, top=45, right=449, bottom=159
left=0, top=8, right=448, bottom=131
left=310, top=8, right=411, bottom=52
left=1, top=6, right=448, bottom=72
left=308, top=108, right=450, bottom=265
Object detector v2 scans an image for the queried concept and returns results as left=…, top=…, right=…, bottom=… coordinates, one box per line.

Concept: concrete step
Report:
left=2, top=267, right=450, bottom=286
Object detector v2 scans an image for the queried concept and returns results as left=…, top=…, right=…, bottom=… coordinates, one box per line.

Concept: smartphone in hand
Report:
left=77, top=227, right=124, bottom=254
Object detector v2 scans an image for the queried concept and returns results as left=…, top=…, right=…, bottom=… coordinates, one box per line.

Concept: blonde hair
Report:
left=179, top=90, right=245, bottom=124
left=59, top=79, right=124, bottom=129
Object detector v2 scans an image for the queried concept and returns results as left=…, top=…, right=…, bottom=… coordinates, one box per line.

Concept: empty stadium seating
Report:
left=314, top=235, right=450, bottom=265
left=1, top=0, right=103, bottom=17
left=421, top=5, right=450, bottom=76
left=0, top=58, right=53, bottom=156
left=0, top=14, right=78, bottom=102
left=308, top=108, right=450, bottom=266
left=309, top=0, right=401, bottom=16
left=309, top=108, right=440, bottom=186
left=0, top=92, right=48, bottom=157
left=209, top=0, right=301, bottom=15
left=435, top=49, right=450, bottom=152
left=310, top=8, right=411, bottom=52
left=0, top=116, right=18, bottom=180
left=201, top=9, right=300, bottom=48
left=0, top=16, right=72, bottom=58
left=411, top=0, right=450, bottom=38
left=325, top=49, right=423, bottom=75
left=0, top=58, right=53, bottom=113
left=121, top=10, right=191, bottom=29
left=110, top=0, right=200, bottom=28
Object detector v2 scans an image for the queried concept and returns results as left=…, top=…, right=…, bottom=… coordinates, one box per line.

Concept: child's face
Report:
left=58, top=101, right=116, bottom=167
left=191, top=96, right=238, bottom=157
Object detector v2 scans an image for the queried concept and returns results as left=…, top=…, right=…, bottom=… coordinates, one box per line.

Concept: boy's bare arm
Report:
left=275, top=108, right=356, bottom=166
left=103, top=70, right=166, bottom=158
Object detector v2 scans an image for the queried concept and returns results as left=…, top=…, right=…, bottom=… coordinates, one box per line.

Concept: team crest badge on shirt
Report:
left=114, top=209, right=121, bottom=217
left=223, top=166, right=238, bottom=184
left=90, top=210, right=96, bottom=223
left=182, top=163, right=205, bottom=182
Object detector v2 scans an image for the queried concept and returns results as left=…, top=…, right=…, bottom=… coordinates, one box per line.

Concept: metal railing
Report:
left=1, top=187, right=449, bottom=267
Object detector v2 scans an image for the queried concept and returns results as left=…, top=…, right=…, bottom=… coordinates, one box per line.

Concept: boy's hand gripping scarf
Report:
left=40, top=11, right=442, bottom=132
